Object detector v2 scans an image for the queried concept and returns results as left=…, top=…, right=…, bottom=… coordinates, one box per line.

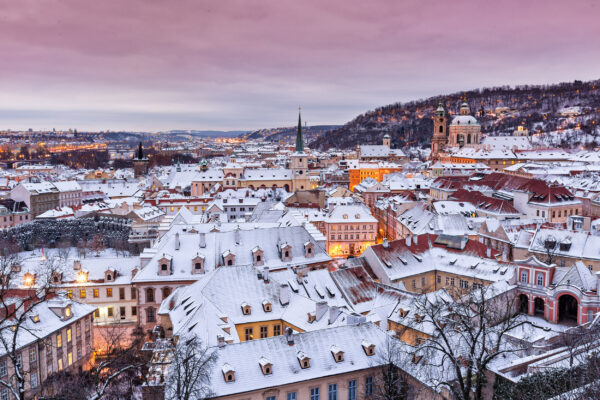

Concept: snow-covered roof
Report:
left=208, top=323, right=389, bottom=397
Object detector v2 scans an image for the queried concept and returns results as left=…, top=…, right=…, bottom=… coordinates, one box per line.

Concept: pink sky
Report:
left=0, top=0, right=599, bottom=131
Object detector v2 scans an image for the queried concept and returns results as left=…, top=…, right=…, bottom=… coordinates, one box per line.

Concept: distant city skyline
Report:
left=1, top=0, right=599, bottom=131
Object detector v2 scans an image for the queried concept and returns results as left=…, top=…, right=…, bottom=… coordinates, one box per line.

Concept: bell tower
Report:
left=430, top=102, right=447, bottom=161
left=291, top=107, right=310, bottom=191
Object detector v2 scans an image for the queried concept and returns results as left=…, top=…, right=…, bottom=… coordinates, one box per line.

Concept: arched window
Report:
left=467, top=134, right=471, bottom=144
left=439, top=125, right=443, bottom=133
left=162, top=287, right=171, bottom=299
left=195, top=262, right=202, bottom=270
left=256, top=255, right=261, bottom=262
left=227, top=259, right=233, bottom=266
left=520, top=270, right=528, bottom=284
left=284, top=251, right=289, bottom=258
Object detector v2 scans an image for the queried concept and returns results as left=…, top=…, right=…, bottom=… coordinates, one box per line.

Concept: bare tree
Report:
left=163, top=336, right=217, bottom=400
left=0, top=255, right=59, bottom=400
left=89, top=234, right=105, bottom=257
left=407, top=284, right=535, bottom=400
left=41, top=324, right=149, bottom=400
left=371, top=337, right=411, bottom=400
left=535, top=234, right=558, bottom=265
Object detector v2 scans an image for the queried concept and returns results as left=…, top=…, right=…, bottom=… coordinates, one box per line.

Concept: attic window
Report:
left=297, top=351, right=310, bottom=369
left=161, top=264, right=168, bottom=271
left=106, top=274, right=112, bottom=281
left=361, top=340, right=375, bottom=356
left=262, top=300, right=272, bottom=312
left=330, top=345, right=344, bottom=362
left=30, top=315, right=40, bottom=323
left=241, top=303, right=251, bottom=315
left=259, top=357, right=272, bottom=375
left=222, top=364, right=235, bottom=382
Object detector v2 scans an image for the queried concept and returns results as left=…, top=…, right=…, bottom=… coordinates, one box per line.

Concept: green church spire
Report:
left=295, top=106, right=304, bottom=153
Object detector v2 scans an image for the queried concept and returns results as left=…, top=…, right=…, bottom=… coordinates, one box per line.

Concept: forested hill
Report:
left=312, top=79, right=600, bottom=150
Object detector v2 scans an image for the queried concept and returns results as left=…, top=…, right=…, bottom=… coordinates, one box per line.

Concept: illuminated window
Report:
left=80, top=289, right=86, bottom=299
left=67, top=329, right=72, bottom=343
left=106, top=288, right=113, bottom=297
left=93, top=289, right=99, bottom=298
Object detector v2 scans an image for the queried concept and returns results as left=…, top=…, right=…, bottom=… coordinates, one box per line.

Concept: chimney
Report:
left=73, top=260, right=81, bottom=270
left=131, top=268, right=138, bottom=280
left=280, top=283, right=290, bottom=306
left=263, top=266, right=270, bottom=283
left=199, top=232, right=206, bottom=248
left=486, top=247, right=491, bottom=258
left=175, top=232, right=180, bottom=250
left=217, top=334, right=225, bottom=348
left=382, top=238, right=389, bottom=249
left=316, top=301, right=328, bottom=321
left=461, top=235, right=467, bottom=248
left=235, top=227, right=241, bottom=245
left=405, top=236, right=411, bottom=247
left=329, top=306, right=339, bottom=324
left=413, top=235, right=418, bottom=245
left=285, top=327, right=294, bottom=345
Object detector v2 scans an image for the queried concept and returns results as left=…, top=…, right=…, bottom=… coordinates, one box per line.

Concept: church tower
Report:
left=430, top=102, right=447, bottom=161
left=133, top=141, right=149, bottom=178
left=382, top=133, right=391, bottom=148
left=290, top=107, right=310, bottom=192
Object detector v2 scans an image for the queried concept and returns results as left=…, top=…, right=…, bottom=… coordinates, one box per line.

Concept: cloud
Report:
left=0, top=0, right=598, bottom=130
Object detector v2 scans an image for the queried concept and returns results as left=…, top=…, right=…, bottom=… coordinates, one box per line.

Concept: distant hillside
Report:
left=245, top=125, right=340, bottom=143
left=312, top=79, right=600, bottom=150
left=168, top=130, right=247, bottom=137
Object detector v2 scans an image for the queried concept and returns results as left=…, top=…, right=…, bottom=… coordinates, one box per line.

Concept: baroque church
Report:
left=430, top=100, right=482, bottom=160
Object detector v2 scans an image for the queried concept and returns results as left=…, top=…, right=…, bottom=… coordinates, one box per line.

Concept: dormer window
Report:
left=241, top=302, right=251, bottom=315
left=330, top=345, right=344, bottom=362
left=106, top=274, right=112, bottom=281
left=397, top=307, right=409, bottom=317
left=64, top=306, right=72, bottom=319
left=361, top=340, right=375, bottom=356
left=262, top=300, right=272, bottom=313
left=279, top=243, right=292, bottom=262
left=157, top=254, right=172, bottom=276
left=222, top=364, right=235, bottom=382
left=252, top=247, right=264, bottom=266
left=30, top=315, right=40, bottom=323
left=297, top=351, right=310, bottom=369
left=304, top=242, right=315, bottom=259
left=259, top=357, right=272, bottom=375
left=192, top=255, right=205, bottom=275
left=52, top=272, right=62, bottom=284
left=223, top=250, right=235, bottom=266
left=414, top=314, right=424, bottom=323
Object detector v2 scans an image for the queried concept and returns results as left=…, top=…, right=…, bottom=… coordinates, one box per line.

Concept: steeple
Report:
left=137, top=142, right=144, bottom=160
left=295, top=106, right=304, bottom=153
left=436, top=101, right=445, bottom=117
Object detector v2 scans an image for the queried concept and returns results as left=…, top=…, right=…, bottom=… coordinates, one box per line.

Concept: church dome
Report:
left=451, top=115, right=479, bottom=125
